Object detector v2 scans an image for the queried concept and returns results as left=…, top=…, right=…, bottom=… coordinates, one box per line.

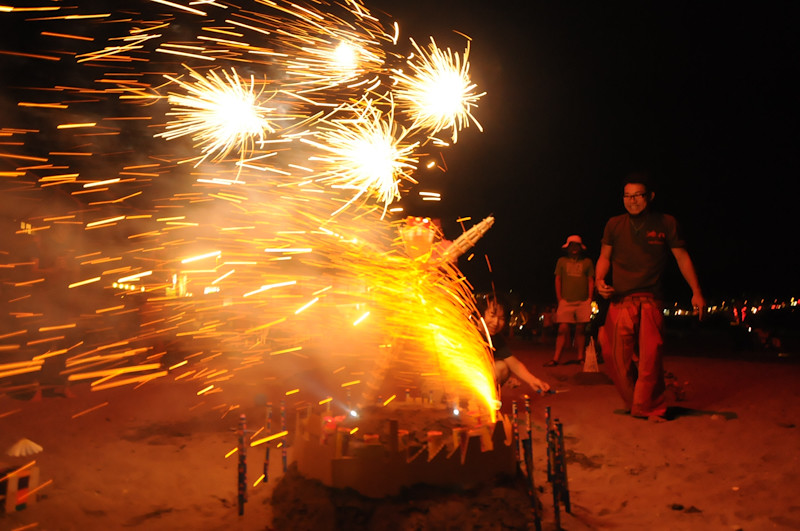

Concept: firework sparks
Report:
left=157, top=66, right=278, bottom=167
left=235, top=0, right=392, bottom=91
left=393, top=37, right=485, bottom=143
left=302, top=97, right=419, bottom=213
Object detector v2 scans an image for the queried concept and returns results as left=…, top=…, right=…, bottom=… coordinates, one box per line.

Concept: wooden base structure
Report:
left=293, top=404, right=515, bottom=498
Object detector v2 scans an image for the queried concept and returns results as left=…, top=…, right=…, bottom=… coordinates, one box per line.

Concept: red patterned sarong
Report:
left=599, top=294, right=666, bottom=418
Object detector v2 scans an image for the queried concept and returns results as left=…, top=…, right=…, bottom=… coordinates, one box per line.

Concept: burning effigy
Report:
left=0, top=0, right=516, bottom=506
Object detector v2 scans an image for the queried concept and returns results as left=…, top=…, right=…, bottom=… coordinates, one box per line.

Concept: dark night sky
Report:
left=369, top=1, right=798, bottom=304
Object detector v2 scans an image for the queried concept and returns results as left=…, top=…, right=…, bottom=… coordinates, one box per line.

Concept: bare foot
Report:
left=648, top=415, right=668, bottom=423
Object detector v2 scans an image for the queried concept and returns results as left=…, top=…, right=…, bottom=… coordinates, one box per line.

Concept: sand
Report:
left=1, top=338, right=799, bottom=530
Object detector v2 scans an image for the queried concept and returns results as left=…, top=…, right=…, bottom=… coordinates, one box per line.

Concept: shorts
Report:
left=556, top=299, right=592, bottom=324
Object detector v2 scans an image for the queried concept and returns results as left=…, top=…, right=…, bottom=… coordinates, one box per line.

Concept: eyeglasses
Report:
left=623, top=192, right=647, bottom=200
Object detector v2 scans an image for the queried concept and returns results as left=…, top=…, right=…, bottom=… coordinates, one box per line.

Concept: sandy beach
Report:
left=1, top=336, right=799, bottom=531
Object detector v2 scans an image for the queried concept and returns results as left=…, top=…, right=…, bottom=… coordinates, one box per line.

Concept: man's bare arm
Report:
left=672, top=247, right=706, bottom=314
left=595, top=244, right=614, bottom=298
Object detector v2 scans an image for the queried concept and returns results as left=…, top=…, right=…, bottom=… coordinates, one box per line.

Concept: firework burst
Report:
left=252, top=0, right=392, bottom=91
left=302, top=97, right=419, bottom=214
left=156, top=66, right=278, bottom=166
left=393, top=37, right=485, bottom=143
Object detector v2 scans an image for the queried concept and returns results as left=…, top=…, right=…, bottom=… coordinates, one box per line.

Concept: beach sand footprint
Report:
left=120, top=421, right=195, bottom=444
left=565, top=448, right=603, bottom=469
left=123, top=506, right=174, bottom=527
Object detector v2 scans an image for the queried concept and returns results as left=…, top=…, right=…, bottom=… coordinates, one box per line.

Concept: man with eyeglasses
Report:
left=595, top=172, right=705, bottom=422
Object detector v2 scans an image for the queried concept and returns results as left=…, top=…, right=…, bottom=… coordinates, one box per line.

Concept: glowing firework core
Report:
left=394, top=38, right=485, bottom=143
left=158, top=67, right=276, bottom=164
left=422, top=70, right=466, bottom=119
left=333, top=41, right=359, bottom=74
left=306, top=99, right=419, bottom=210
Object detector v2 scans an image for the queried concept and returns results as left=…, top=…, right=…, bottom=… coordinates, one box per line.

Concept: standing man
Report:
left=595, top=173, right=705, bottom=422
left=545, top=235, right=594, bottom=366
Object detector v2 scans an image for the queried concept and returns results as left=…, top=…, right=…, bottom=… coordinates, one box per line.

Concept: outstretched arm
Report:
left=505, top=356, right=550, bottom=392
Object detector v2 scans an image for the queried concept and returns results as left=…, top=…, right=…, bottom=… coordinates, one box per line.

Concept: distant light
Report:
left=453, top=408, right=460, bottom=416
left=349, top=410, right=358, bottom=418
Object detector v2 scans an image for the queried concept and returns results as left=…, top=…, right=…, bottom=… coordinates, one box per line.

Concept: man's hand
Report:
left=692, top=293, right=706, bottom=321
left=596, top=279, right=615, bottom=299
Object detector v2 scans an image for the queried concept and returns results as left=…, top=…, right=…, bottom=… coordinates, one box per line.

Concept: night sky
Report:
left=372, top=1, right=797, bottom=304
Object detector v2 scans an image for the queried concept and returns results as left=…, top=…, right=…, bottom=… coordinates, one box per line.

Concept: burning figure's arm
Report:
left=439, top=215, right=494, bottom=263
left=400, top=215, right=494, bottom=263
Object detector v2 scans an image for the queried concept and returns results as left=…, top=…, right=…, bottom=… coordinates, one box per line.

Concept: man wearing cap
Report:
left=595, top=172, right=705, bottom=422
left=545, top=235, right=595, bottom=366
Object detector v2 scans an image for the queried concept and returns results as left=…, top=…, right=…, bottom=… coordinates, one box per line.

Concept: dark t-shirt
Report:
left=554, top=256, right=594, bottom=301
left=601, top=210, right=685, bottom=299
left=491, top=333, right=513, bottom=361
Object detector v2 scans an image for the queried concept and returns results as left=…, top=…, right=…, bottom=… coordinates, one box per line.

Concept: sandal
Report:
left=543, top=360, right=559, bottom=367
